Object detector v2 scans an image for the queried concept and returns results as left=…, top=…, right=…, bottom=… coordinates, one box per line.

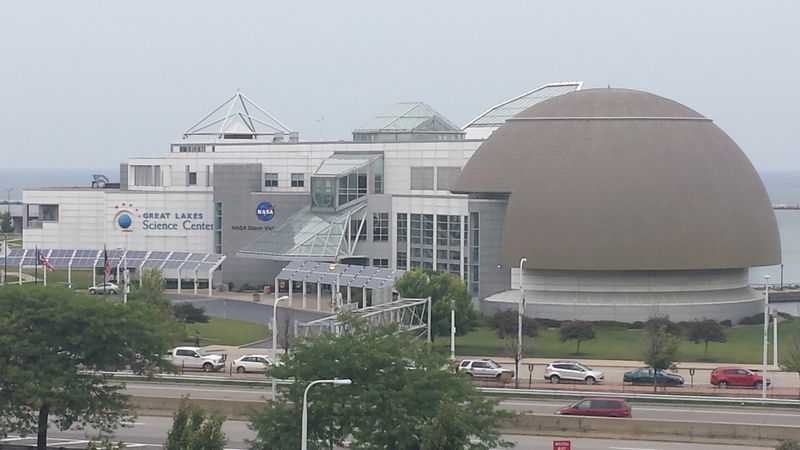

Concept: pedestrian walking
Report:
left=194, top=331, right=201, bottom=347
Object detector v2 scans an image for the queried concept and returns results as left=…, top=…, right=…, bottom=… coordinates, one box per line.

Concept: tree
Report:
left=0, top=211, right=12, bottom=233
left=487, top=309, right=539, bottom=360
left=642, top=323, right=680, bottom=393
left=172, top=302, right=209, bottom=324
left=776, top=440, right=800, bottom=450
left=0, top=285, right=182, bottom=450
left=164, top=398, right=227, bottom=450
left=394, top=269, right=478, bottom=340
left=248, top=315, right=511, bottom=450
left=686, top=319, right=727, bottom=357
left=644, top=316, right=682, bottom=337
left=276, top=308, right=295, bottom=355
left=780, top=332, right=800, bottom=397
left=558, top=321, right=596, bottom=354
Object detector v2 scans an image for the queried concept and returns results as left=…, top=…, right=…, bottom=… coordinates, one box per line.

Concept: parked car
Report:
left=623, top=367, right=684, bottom=386
left=457, top=359, right=514, bottom=380
left=544, top=361, right=605, bottom=385
left=88, top=282, right=118, bottom=295
left=556, top=397, right=631, bottom=418
left=232, top=354, right=275, bottom=373
left=710, top=367, right=770, bottom=388
left=167, top=346, right=226, bottom=372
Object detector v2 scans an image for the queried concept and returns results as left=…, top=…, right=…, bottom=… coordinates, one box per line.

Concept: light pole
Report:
left=301, top=378, right=352, bottom=450
left=3, top=188, right=11, bottom=215
left=517, top=257, right=527, bottom=389
left=450, top=296, right=456, bottom=361
left=271, top=295, right=290, bottom=399
left=762, top=275, right=770, bottom=400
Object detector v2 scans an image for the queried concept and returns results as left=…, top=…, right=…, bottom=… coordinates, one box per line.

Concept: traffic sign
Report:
left=553, top=440, right=571, bottom=450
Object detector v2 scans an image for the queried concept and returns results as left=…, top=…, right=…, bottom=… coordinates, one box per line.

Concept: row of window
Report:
left=409, top=166, right=461, bottom=191
left=265, top=173, right=305, bottom=188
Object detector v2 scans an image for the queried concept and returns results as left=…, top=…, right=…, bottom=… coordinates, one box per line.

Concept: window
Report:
left=350, top=218, right=366, bottom=241
left=372, top=258, right=389, bottom=268
left=188, top=171, right=197, bottom=185
left=422, top=214, right=433, bottom=245
left=178, top=145, right=206, bottom=153
left=40, top=205, right=59, bottom=221
left=214, top=202, right=223, bottom=253
left=410, top=167, right=434, bottom=190
left=396, top=251, right=407, bottom=269
left=373, top=158, right=384, bottom=194
left=291, top=173, right=305, bottom=187
left=373, top=213, right=389, bottom=242
left=265, top=173, right=278, bottom=187
left=469, top=212, right=480, bottom=295
left=397, top=213, right=407, bottom=243
left=132, top=165, right=162, bottom=186
left=410, top=214, right=421, bottom=245
left=311, top=177, right=334, bottom=208
left=337, top=171, right=368, bottom=205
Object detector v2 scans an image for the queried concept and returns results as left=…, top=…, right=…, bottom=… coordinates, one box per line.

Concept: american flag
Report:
left=103, top=248, right=111, bottom=278
left=38, top=250, right=55, bottom=272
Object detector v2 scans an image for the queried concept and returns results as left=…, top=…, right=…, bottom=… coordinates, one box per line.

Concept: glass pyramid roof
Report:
left=465, top=82, right=583, bottom=128
left=238, top=206, right=362, bottom=260
left=314, top=154, right=380, bottom=176
left=354, top=102, right=460, bottom=133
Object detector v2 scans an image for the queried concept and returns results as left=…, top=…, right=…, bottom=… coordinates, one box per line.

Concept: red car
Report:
left=710, top=367, right=770, bottom=389
left=555, top=397, right=631, bottom=418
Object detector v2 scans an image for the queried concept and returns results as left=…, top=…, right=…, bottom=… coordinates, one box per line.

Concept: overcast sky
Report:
left=0, top=0, right=798, bottom=171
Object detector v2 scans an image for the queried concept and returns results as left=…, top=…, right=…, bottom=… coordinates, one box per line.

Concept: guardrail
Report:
left=97, top=371, right=800, bottom=407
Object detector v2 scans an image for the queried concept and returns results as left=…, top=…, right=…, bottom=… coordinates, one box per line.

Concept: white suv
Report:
left=457, top=359, right=514, bottom=380
left=544, top=361, right=604, bottom=385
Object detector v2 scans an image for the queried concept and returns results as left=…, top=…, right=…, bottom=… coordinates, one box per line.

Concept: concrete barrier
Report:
left=131, top=396, right=263, bottom=420
left=506, top=413, right=800, bottom=445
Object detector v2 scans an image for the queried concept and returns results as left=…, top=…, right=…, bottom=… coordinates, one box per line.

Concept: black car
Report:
left=623, top=367, right=684, bottom=386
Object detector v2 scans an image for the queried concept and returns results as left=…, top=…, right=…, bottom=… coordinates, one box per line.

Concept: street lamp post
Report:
left=762, top=275, right=770, bottom=400
left=271, top=295, right=290, bottom=399
left=450, top=297, right=456, bottom=361
left=301, top=378, right=352, bottom=450
left=517, top=257, right=528, bottom=389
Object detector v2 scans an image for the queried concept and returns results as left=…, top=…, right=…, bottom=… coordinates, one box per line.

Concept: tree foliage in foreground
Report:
left=558, top=320, right=596, bottom=354
left=248, top=315, right=512, bottom=450
left=642, top=323, right=680, bottom=393
left=164, top=398, right=227, bottom=450
left=394, top=269, right=479, bottom=339
left=0, top=285, right=182, bottom=450
left=779, top=332, right=800, bottom=397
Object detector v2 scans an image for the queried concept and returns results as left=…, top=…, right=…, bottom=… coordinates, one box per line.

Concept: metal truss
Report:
left=295, top=297, right=431, bottom=341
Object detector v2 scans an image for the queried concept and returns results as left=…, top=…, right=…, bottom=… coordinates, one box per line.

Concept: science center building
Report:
left=20, top=83, right=780, bottom=321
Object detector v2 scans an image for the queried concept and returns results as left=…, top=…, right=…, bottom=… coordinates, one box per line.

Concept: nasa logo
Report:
left=256, top=201, right=275, bottom=222
left=113, top=202, right=139, bottom=232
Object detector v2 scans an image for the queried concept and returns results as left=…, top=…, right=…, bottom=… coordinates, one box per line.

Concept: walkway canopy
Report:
left=0, top=248, right=225, bottom=295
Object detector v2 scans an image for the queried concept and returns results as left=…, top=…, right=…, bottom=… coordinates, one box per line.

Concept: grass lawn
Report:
left=22, top=269, right=96, bottom=289
left=443, top=317, right=800, bottom=364
left=181, top=317, right=267, bottom=347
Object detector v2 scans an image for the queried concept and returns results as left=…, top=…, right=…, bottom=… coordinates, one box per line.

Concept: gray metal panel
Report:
left=456, top=88, right=780, bottom=270
left=410, top=167, right=434, bottom=190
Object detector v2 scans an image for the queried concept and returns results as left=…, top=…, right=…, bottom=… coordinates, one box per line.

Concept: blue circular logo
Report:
left=117, top=213, right=132, bottom=229
left=256, top=202, right=275, bottom=222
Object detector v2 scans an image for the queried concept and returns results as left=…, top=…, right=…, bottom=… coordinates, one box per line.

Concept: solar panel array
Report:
left=276, top=261, right=405, bottom=290
left=0, top=249, right=225, bottom=277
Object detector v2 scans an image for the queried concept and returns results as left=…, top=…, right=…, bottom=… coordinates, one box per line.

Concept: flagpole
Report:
left=35, top=245, right=38, bottom=285
left=2, top=235, right=7, bottom=286
left=43, top=251, right=47, bottom=286
left=103, top=245, right=107, bottom=287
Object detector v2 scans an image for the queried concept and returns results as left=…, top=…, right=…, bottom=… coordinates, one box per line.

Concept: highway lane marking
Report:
left=610, top=447, right=660, bottom=450
left=126, top=384, right=268, bottom=395
left=1, top=437, right=32, bottom=442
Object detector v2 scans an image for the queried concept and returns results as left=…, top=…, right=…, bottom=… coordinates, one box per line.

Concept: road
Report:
left=1, top=417, right=771, bottom=449
left=123, top=382, right=800, bottom=426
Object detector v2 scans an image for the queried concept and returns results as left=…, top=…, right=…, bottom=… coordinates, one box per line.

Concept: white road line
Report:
left=120, top=421, right=147, bottom=425
left=1, top=437, right=33, bottom=442
left=609, top=447, right=660, bottom=450
left=500, top=401, right=800, bottom=418
left=50, top=439, right=90, bottom=445
left=126, top=384, right=267, bottom=396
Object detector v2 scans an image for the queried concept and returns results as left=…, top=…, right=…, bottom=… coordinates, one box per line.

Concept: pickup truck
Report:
left=167, top=346, right=226, bottom=372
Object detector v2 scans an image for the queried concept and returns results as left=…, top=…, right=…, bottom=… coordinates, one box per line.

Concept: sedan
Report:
left=623, top=367, right=684, bottom=386
left=88, top=282, right=119, bottom=295
left=556, top=397, right=631, bottom=418
left=232, top=354, right=275, bottom=374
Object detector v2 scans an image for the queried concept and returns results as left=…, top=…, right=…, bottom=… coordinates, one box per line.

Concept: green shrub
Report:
left=776, top=439, right=800, bottom=450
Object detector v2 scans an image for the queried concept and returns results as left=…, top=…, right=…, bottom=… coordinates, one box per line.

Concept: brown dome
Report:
left=454, top=88, right=780, bottom=270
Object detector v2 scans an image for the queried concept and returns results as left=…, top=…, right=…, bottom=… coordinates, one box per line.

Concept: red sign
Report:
left=553, top=441, right=571, bottom=450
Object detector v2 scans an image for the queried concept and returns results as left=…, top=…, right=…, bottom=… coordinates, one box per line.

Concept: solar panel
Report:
left=350, top=277, right=369, bottom=288
left=374, top=268, right=395, bottom=280
left=359, top=266, right=380, bottom=277
left=9, top=249, right=26, bottom=257
left=50, top=258, right=71, bottom=266
left=162, top=260, right=184, bottom=270
left=196, top=263, right=214, bottom=273
left=147, top=251, right=169, bottom=259
left=71, top=258, right=95, bottom=268
left=299, top=261, right=320, bottom=271
left=283, top=260, right=304, bottom=270
left=204, top=254, right=223, bottom=264
left=343, top=265, right=363, bottom=275
left=277, top=268, right=296, bottom=280
left=304, top=272, right=323, bottom=283
left=187, top=253, right=206, bottom=261
left=142, top=260, right=164, bottom=269
left=126, top=251, right=147, bottom=259
left=364, top=278, right=387, bottom=289
left=339, top=274, right=355, bottom=286
left=5, top=257, right=22, bottom=265
left=319, top=273, right=339, bottom=285
left=169, top=252, right=190, bottom=261
left=74, top=250, right=98, bottom=257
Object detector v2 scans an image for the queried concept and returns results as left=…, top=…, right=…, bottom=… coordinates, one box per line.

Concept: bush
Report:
left=629, top=321, right=645, bottom=329
left=720, top=319, right=732, bottom=327
left=172, top=302, right=209, bottom=324
left=776, top=440, right=800, bottom=450
left=535, top=318, right=561, bottom=329
left=739, top=313, right=765, bottom=326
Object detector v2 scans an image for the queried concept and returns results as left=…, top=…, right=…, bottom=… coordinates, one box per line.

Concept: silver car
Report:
left=457, top=359, right=514, bottom=380
left=544, top=361, right=604, bottom=385
left=88, top=282, right=119, bottom=295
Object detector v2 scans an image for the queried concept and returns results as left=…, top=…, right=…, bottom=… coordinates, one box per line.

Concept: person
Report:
left=194, top=331, right=201, bottom=347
